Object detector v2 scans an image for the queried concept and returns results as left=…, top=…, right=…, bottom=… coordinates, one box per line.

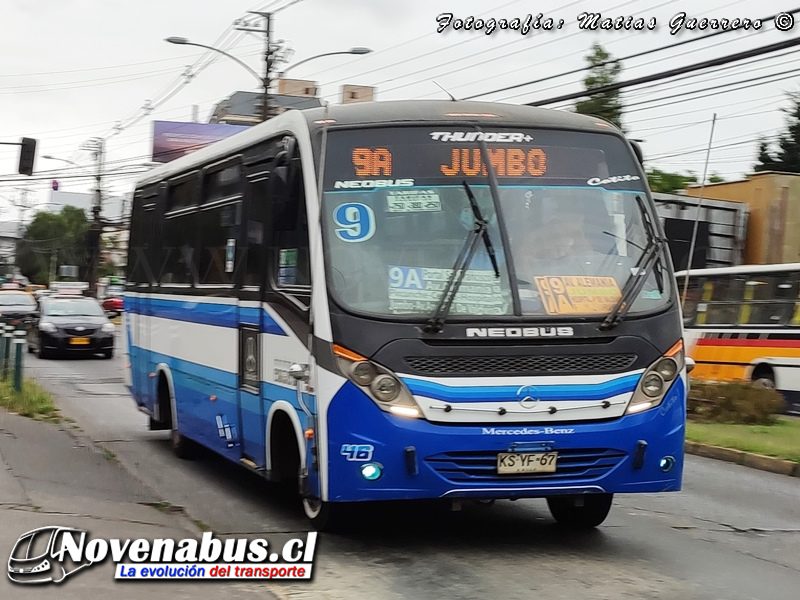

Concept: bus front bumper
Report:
left=324, top=378, right=686, bottom=502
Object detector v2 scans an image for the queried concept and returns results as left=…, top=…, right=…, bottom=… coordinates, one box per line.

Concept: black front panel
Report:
left=327, top=301, right=682, bottom=377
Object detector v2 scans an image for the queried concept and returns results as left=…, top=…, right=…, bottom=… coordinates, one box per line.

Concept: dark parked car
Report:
left=27, top=295, right=115, bottom=359
left=0, top=290, right=39, bottom=329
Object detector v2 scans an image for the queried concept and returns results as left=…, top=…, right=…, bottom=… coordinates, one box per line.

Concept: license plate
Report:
left=497, top=452, right=558, bottom=474
left=69, top=337, right=90, bottom=345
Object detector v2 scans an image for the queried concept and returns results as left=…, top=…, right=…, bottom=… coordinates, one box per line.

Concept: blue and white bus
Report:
left=124, top=100, right=687, bottom=531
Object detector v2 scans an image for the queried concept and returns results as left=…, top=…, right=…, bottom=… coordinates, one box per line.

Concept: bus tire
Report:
left=302, top=497, right=349, bottom=533
left=752, top=365, right=776, bottom=389
left=547, top=493, right=613, bottom=529
left=171, top=427, right=196, bottom=460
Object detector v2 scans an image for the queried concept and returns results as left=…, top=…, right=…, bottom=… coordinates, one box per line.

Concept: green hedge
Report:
left=688, top=380, right=786, bottom=425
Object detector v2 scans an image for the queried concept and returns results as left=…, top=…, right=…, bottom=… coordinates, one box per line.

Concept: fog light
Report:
left=360, top=463, right=383, bottom=481
left=659, top=456, right=675, bottom=472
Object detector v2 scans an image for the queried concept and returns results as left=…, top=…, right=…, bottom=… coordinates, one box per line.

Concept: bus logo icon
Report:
left=8, top=526, right=93, bottom=584
left=516, top=386, right=540, bottom=410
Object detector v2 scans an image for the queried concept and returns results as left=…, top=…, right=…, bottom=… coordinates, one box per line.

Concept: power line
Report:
left=468, top=7, right=800, bottom=102
left=526, top=34, right=800, bottom=107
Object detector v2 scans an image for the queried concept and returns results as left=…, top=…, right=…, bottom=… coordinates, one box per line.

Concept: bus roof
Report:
left=674, top=263, right=800, bottom=278
left=134, top=100, right=622, bottom=189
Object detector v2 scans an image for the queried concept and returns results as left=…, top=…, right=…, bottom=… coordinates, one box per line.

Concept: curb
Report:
left=685, top=441, right=800, bottom=477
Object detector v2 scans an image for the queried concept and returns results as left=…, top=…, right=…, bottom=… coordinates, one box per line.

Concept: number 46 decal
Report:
left=340, top=444, right=374, bottom=461
left=334, top=203, right=375, bottom=242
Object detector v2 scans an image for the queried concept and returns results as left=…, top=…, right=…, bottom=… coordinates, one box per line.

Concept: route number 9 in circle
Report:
left=333, top=203, right=376, bottom=242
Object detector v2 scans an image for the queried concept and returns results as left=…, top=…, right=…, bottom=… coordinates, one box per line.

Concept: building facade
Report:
left=652, top=192, right=749, bottom=270
left=685, top=172, right=800, bottom=265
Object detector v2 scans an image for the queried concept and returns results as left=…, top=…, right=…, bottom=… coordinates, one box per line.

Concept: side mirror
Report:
left=685, top=357, right=695, bottom=374
left=629, top=140, right=644, bottom=166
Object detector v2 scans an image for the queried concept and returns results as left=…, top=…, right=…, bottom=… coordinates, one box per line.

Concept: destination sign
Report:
left=322, top=127, right=643, bottom=189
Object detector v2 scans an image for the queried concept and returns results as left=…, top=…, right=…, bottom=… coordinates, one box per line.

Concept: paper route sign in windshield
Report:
left=534, top=276, right=622, bottom=315
left=388, top=266, right=507, bottom=315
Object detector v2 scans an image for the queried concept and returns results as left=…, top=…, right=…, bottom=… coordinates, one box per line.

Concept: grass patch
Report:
left=0, top=378, right=60, bottom=422
left=143, top=501, right=184, bottom=514
left=192, top=519, right=212, bottom=532
left=686, top=417, right=800, bottom=463
left=102, top=448, right=118, bottom=463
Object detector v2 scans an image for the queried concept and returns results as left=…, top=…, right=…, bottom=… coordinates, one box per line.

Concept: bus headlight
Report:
left=334, top=344, right=422, bottom=418
left=371, top=375, right=400, bottom=402
left=351, top=361, right=377, bottom=385
left=654, top=358, right=678, bottom=381
left=627, top=340, right=685, bottom=414
left=641, top=373, right=664, bottom=397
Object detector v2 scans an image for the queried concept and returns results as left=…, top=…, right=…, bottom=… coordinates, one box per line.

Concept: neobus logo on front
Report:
left=466, top=327, right=574, bottom=338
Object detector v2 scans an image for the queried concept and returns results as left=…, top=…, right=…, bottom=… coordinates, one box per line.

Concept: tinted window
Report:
left=43, top=299, right=105, bottom=317
left=199, top=201, right=241, bottom=285
left=160, top=212, right=198, bottom=284
left=204, top=164, right=241, bottom=204
left=273, top=172, right=310, bottom=288
left=167, top=178, right=197, bottom=211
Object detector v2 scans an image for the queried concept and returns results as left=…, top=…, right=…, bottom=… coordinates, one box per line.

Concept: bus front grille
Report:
left=405, top=354, right=637, bottom=376
left=425, top=448, right=626, bottom=484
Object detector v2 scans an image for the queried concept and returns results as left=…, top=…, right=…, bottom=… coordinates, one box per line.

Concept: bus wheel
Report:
left=302, top=497, right=348, bottom=533
left=547, top=494, right=613, bottom=529
left=171, top=427, right=196, bottom=460
left=753, top=368, right=776, bottom=389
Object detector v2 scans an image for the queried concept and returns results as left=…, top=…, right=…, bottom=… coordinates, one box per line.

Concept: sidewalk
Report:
left=0, top=409, right=279, bottom=599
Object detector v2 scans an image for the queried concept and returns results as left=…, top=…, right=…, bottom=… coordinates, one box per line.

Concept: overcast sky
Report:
left=1, top=0, right=798, bottom=219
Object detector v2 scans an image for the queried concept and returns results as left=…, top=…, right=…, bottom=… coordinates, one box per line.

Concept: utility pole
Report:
left=49, top=250, right=57, bottom=286
left=85, top=138, right=104, bottom=296
left=236, top=11, right=274, bottom=122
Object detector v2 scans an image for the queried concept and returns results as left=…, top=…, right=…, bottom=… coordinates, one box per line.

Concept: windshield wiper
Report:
left=424, top=181, right=500, bottom=333
left=599, top=195, right=666, bottom=331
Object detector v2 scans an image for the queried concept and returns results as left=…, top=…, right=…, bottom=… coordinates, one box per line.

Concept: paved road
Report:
left=23, top=343, right=800, bottom=600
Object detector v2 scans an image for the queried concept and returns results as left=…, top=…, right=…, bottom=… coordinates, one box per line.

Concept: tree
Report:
left=646, top=168, right=698, bottom=194
left=708, top=172, right=725, bottom=184
left=574, top=43, right=625, bottom=131
left=15, top=206, right=89, bottom=284
left=754, top=92, right=800, bottom=173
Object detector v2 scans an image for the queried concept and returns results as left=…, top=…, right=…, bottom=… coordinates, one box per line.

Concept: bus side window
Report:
left=161, top=176, right=199, bottom=285
left=244, top=172, right=268, bottom=288
left=271, top=154, right=311, bottom=296
left=744, top=273, right=797, bottom=325
left=199, top=162, right=243, bottom=286
left=681, top=277, right=701, bottom=327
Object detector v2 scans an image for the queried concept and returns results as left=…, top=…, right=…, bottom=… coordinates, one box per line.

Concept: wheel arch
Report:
left=747, top=359, right=778, bottom=387
left=266, top=401, right=306, bottom=476
left=155, top=363, right=177, bottom=427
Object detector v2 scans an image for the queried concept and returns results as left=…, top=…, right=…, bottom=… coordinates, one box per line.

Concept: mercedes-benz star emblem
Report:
left=516, top=385, right=540, bottom=409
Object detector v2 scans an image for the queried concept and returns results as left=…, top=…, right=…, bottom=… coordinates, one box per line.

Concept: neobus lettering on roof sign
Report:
left=123, top=100, right=686, bottom=533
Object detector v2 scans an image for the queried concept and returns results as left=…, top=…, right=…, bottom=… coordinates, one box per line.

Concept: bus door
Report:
left=237, top=162, right=270, bottom=470
left=266, top=146, right=317, bottom=494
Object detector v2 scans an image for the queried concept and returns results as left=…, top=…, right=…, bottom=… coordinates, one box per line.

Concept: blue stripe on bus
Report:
left=402, top=373, right=641, bottom=402
left=133, top=346, right=314, bottom=405
left=126, top=296, right=287, bottom=336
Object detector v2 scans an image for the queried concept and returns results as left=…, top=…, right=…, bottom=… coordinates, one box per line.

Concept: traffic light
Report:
left=18, top=137, right=36, bottom=176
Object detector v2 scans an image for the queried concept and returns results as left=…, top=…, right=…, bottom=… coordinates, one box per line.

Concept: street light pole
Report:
left=165, top=35, right=269, bottom=121
left=279, top=48, right=372, bottom=77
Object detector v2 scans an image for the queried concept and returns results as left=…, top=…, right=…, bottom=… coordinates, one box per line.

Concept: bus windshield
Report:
left=321, top=126, right=670, bottom=319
